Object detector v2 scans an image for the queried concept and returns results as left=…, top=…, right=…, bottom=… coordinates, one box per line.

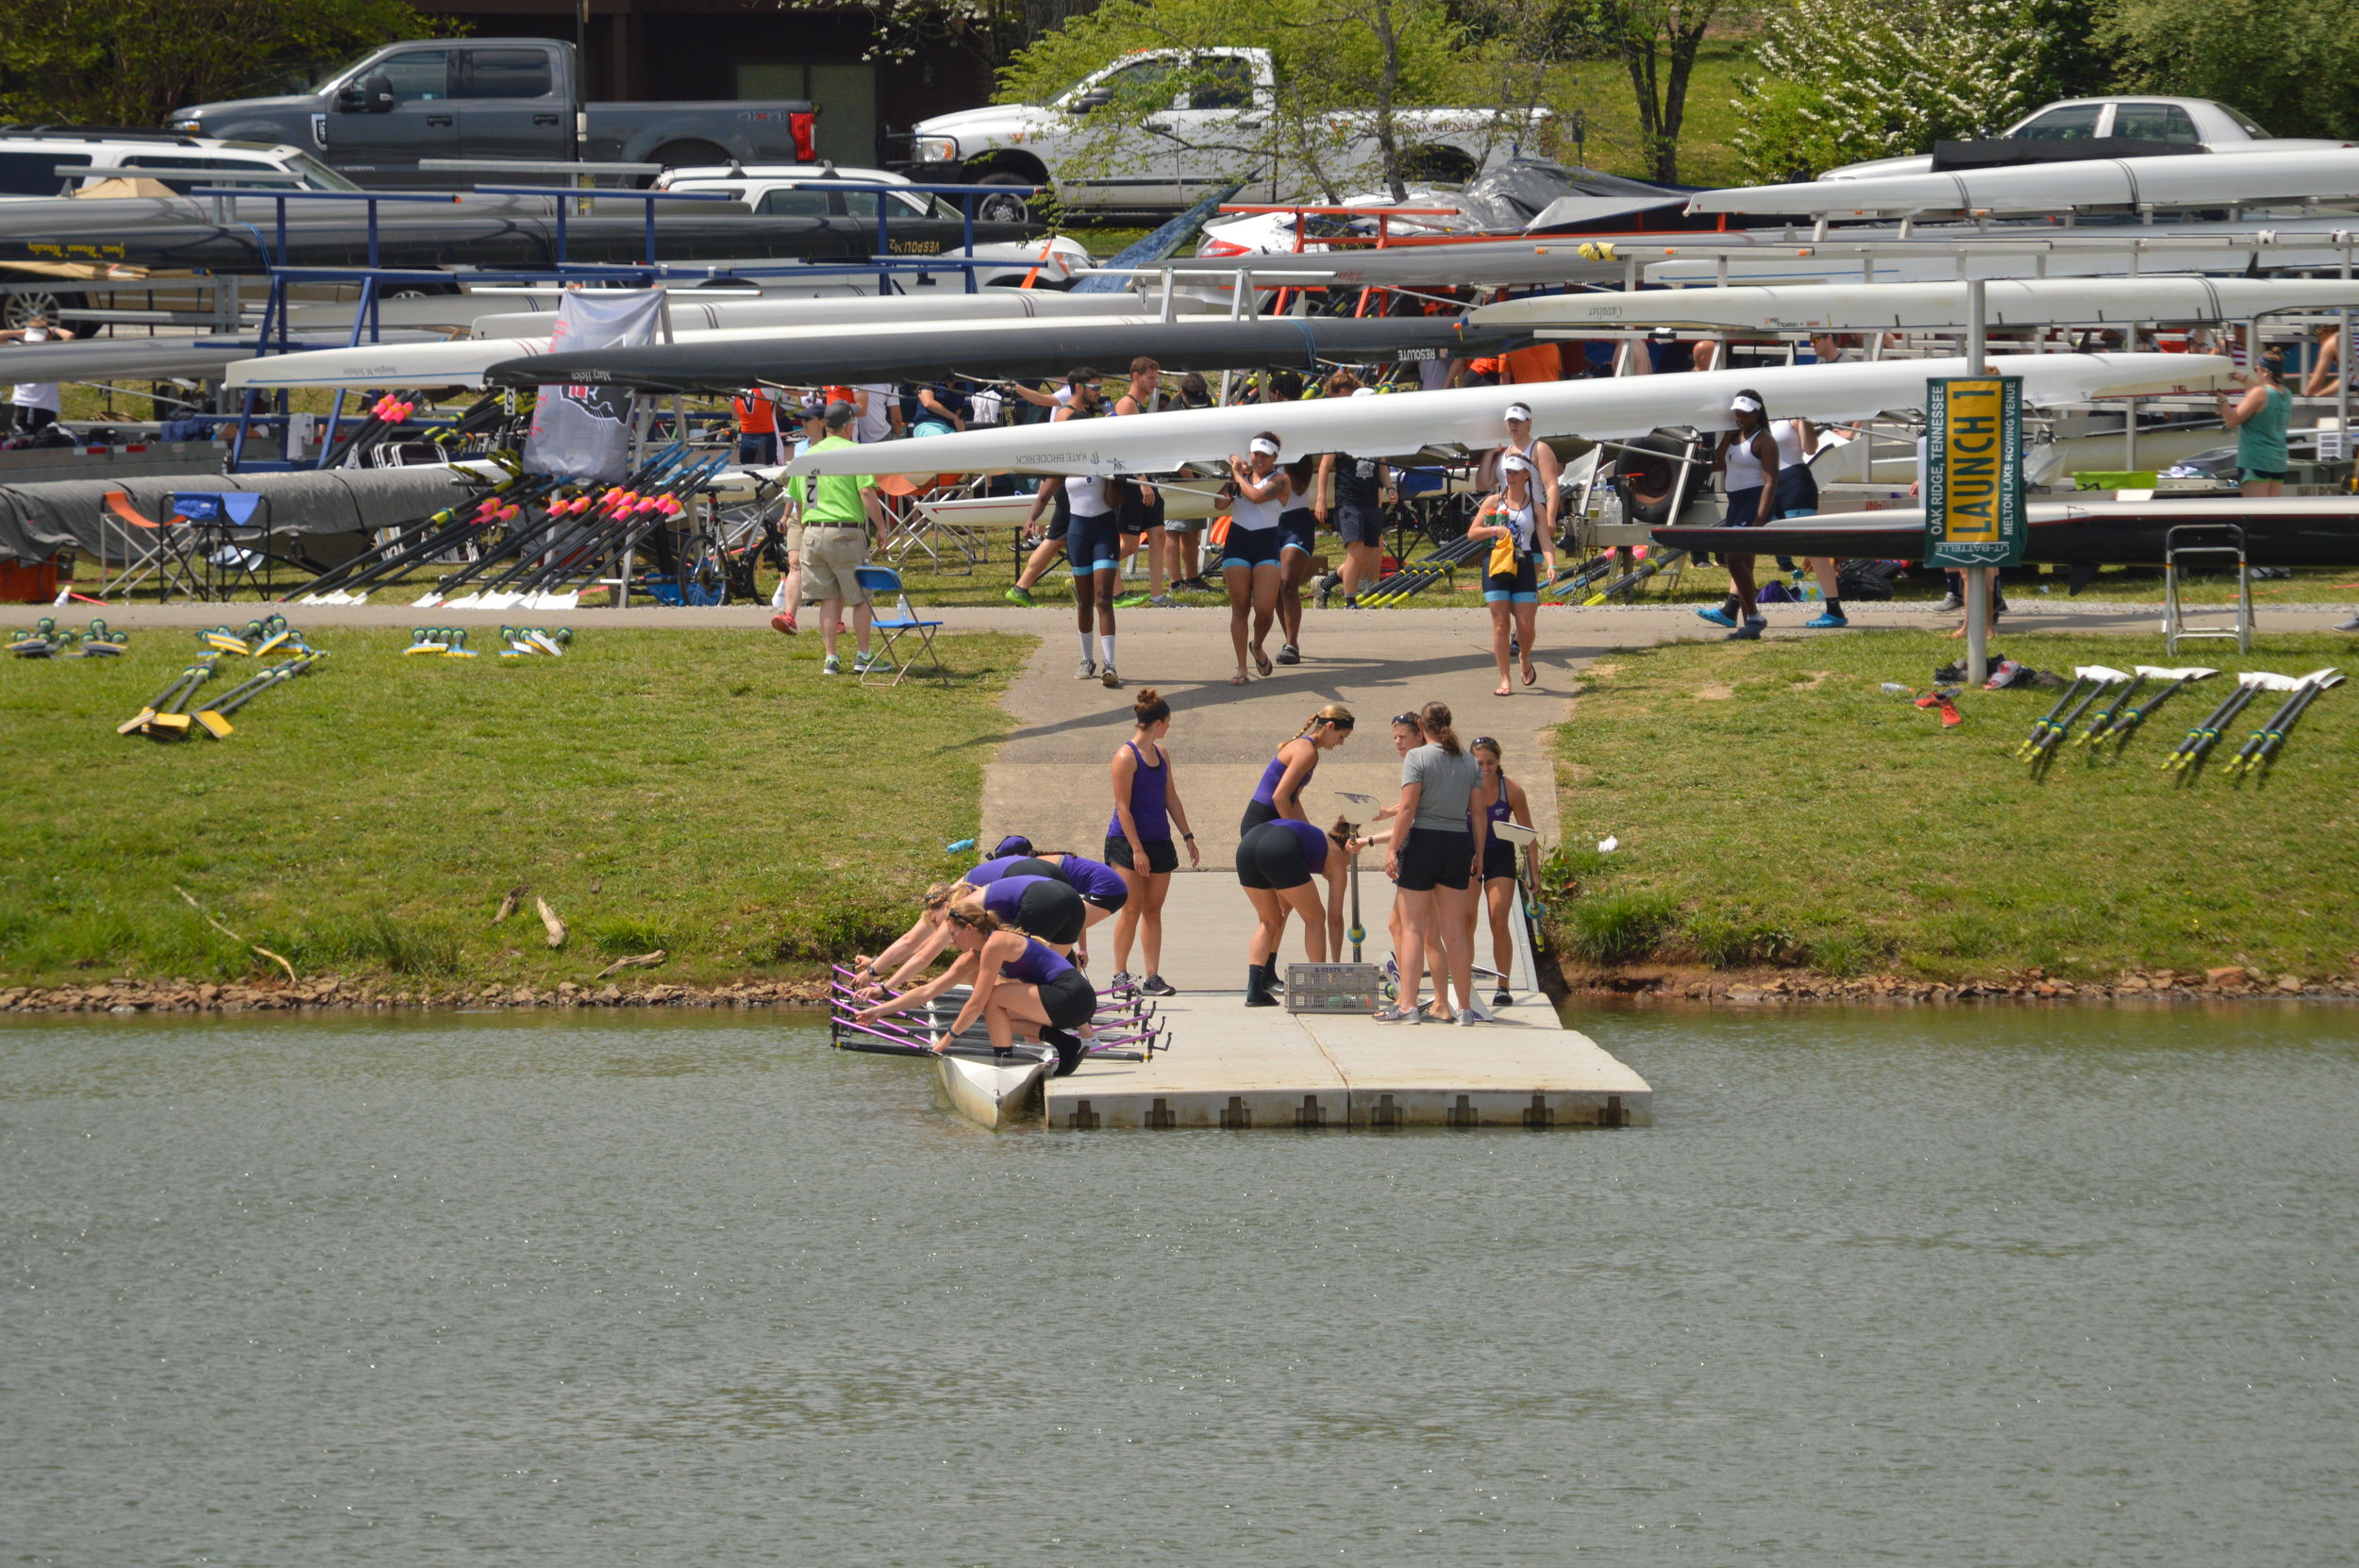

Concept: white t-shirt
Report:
left=11, top=326, right=59, bottom=410
left=968, top=386, right=1003, bottom=426
left=854, top=383, right=895, bottom=443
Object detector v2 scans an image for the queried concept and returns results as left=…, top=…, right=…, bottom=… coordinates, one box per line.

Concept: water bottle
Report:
left=945, top=838, right=977, bottom=854
left=1881, top=682, right=1911, bottom=694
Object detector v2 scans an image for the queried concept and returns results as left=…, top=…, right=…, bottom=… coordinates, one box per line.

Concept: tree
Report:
left=2101, top=0, right=2359, bottom=141
left=1550, top=0, right=1722, bottom=184
left=1731, top=0, right=2049, bottom=182
left=0, top=0, right=447, bottom=127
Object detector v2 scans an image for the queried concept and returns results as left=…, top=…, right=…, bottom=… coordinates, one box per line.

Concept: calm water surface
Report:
left=2, top=1005, right=2353, bottom=1565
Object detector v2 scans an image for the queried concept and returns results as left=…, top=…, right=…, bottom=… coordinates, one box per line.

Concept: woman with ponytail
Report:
left=1106, top=686, right=1197, bottom=996
left=853, top=899, right=1098, bottom=1075
left=1375, top=700, right=1488, bottom=1026
left=1239, top=703, right=1355, bottom=837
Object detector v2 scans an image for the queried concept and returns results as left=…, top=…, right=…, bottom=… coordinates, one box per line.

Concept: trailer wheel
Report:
left=5, top=288, right=84, bottom=331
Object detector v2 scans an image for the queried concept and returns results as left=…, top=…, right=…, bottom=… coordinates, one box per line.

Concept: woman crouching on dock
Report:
left=1234, top=816, right=1363, bottom=1007
left=856, top=900, right=1097, bottom=1074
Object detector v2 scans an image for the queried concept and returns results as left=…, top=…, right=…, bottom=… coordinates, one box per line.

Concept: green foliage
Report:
left=1563, top=890, right=1681, bottom=964
left=1548, top=1, right=1724, bottom=181
left=2100, top=0, right=2359, bottom=140
left=589, top=917, right=674, bottom=958
left=0, top=0, right=454, bottom=128
left=1732, top=0, right=2051, bottom=181
left=1683, top=909, right=1800, bottom=968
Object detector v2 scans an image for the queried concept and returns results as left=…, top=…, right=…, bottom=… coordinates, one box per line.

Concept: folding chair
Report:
left=97, top=490, right=203, bottom=602
left=854, top=565, right=948, bottom=688
left=173, top=492, right=274, bottom=600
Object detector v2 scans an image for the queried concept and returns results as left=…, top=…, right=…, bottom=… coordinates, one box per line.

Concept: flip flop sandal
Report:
left=1253, top=649, right=1274, bottom=677
left=1495, top=682, right=1514, bottom=697
left=1230, top=672, right=1251, bottom=686
left=1521, top=662, right=1537, bottom=686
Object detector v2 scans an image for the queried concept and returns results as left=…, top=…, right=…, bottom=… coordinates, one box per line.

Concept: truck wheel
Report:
left=646, top=142, right=729, bottom=186
left=974, top=174, right=1031, bottom=225
left=5, top=289, right=84, bottom=331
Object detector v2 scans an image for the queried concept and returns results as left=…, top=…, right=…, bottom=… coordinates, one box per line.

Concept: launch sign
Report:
left=1925, top=375, right=2024, bottom=568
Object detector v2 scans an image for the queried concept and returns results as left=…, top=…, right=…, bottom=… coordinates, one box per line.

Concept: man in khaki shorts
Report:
left=799, top=401, right=886, bottom=675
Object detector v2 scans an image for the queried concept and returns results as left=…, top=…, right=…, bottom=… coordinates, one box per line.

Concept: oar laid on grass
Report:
left=2073, top=672, right=2150, bottom=745
left=2223, top=669, right=2342, bottom=776
left=118, top=656, right=214, bottom=736
left=1582, top=547, right=1687, bottom=606
left=192, top=652, right=324, bottom=739
left=2167, top=675, right=2274, bottom=771
left=2017, top=675, right=2093, bottom=758
left=2100, top=665, right=2216, bottom=753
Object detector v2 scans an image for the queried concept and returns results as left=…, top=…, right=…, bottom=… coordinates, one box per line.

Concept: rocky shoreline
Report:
left=1561, top=964, right=2359, bottom=1003
left=6, top=962, right=2357, bottom=1015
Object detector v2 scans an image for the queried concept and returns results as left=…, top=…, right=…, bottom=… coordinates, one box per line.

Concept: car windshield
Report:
left=279, top=150, right=362, bottom=192
left=309, top=48, right=382, bottom=92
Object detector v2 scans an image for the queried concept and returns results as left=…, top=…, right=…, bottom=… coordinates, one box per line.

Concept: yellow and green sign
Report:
left=1925, top=375, right=2024, bottom=568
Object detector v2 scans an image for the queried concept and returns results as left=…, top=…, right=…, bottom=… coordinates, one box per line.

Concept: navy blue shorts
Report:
left=1722, top=486, right=1766, bottom=528
left=1067, top=512, right=1122, bottom=575
left=1222, top=525, right=1282, bottom=570
left=1482, top=551, right=1540, bottom=604
left=1277, top=508, right=1318, bottom=557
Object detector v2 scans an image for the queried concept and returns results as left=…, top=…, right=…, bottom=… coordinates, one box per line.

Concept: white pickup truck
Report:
left=1823, top=96, right=2354, bottom=178
left=899, top=46, right=1539, bottom=220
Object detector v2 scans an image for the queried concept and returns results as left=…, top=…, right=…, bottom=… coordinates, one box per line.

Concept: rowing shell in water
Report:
left=936, top=1042, right=1055, bottom=1130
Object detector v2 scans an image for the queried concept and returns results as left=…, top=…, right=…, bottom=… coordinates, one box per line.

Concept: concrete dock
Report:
left=1046, top=875, right=1650, bottom=1129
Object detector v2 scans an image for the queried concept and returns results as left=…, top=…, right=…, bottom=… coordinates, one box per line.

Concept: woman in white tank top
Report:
left=1221, top=432, right=1290, bottom=684
left=1698, top=390, right=1780, bottom=640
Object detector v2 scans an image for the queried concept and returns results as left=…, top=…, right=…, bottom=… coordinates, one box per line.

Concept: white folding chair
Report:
left=854, top=565, right=948, bottom=688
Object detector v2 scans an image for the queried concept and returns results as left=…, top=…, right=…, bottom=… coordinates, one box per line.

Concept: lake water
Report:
left=3, top=1005, right=2353, bottom=1565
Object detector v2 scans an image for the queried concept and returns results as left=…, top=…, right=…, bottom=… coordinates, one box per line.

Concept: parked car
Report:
left=896, top=45, right=1545, bottom=220
left=0, top=127, right=359, bottom=199
left=1822, top=97, right=2355, bottom=179
left=164, top=40, right=816, bottom=189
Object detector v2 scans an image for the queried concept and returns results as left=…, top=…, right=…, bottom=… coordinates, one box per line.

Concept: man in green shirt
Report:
left=799, top=402, right=887, bottom=675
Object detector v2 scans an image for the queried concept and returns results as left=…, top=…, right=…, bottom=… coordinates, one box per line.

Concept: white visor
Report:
left=1351, top=386, right=1378, bottom=397
left=1730, top=395, right=1763, bottom=413
left=1500, top=454, right=1533, bottom=475
left=1248, top=437, right=1280, bottom=457
left=1504, top=403, right=1533, bottom=422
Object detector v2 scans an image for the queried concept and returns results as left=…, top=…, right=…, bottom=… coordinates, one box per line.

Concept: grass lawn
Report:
left=0, top=627, right=1030, bottom=990
left=1545, top=42, right=1754, bottom=189
left=1547, top=629, right=2358, bottom=984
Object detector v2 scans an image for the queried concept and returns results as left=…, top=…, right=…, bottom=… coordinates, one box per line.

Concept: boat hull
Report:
left=1652, top=497, right=2359, bottom=568
left=934, top=1044, right=1052, bottom=1130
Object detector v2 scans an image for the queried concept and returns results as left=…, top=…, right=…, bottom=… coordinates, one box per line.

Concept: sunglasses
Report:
left=1392, top=713, right=1421, bottom=726
left=1471, top=736, right=1498, bottom=750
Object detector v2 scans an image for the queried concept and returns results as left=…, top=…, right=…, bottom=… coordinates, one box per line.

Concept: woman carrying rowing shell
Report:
left=1695, top=390, right=1780, bottom=642
left=1272, top=453, right=1320, bottom=665
left=1106, top=686, right=1198, bottom=998
left=1479, top=400, right=1563, bottom=542
left=1028, top=448, right=1126, bottom=689
left=855, top=900, right=1098, bottom=1074
left=1221, top=432, right=1289, bottom=683
left=1469, top=736, right=1538, bottom=1010
left=1465, top=453, right=1554, bottom=695
left=1235, top=815, right=1363, bottom=1007
left=1239, top=703, right=1355, bottom=838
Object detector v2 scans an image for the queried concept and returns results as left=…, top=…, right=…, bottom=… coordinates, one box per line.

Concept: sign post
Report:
left=1927, top=281, right=2024, bottom=685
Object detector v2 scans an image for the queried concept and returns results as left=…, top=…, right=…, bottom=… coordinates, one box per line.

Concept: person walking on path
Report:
left=1373, top=701, right=1489, bottom=1026
left=1695, top=391, right=1781, bottom=642
left=1235, top=817, right=1359, bottom=1007
left=1469, top=737, right=1538, bottom=1009
left=769, top=403, right=828, bottom=636
left=1221, top=432, right=1290, bottom=683
left=1478, top=401, right=1562, bottom=542
left=2218, top=361, right=2293, bottom=497
left=1465, top=454, right=1553, bottom=694
left=1239, top=703, right=1355, bottom=837
left=1105, top=687, right=1198, bottom=997
left=1271, top=453, right=1321, bottom=664
left=1027, top=459, right=1126, bottom=688
left=1767, top=413, right=1849, bottom=629
left=1112, top=357, right=1172, bottom=609
left=1316, top=434, right=1391, bottom=609
left=797, top=401, right=885, bottom=675
left=1005, top=370, right=1104, bottom=608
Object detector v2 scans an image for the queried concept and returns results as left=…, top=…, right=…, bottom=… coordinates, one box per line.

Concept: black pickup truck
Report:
left=164, top=40, right=817, bottom=189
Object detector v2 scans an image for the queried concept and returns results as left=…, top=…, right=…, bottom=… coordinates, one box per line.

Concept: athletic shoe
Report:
left=821, top=654, right=843, bottom=675
left=1726, top=618, right=1766, bottom=641
left=1140, top=974, right=1178, bottom=997
left=1343, top=596, right=1360, bottom=609
left=1384, top=955, right=1399, bottom=982
left=1265, top=968, right=1283, bottom=992
left=1805, top=610, right=1849, bottom=628
left=1933, top=592, right=1963, bottom=613
left=1075, top=658, right=1096, bottom=679
left=1372, top=1005, right=1423, bottom=1025
left=1147, top=593, right=1178, bottom=609
left=1457, top=1008, right=1481, bottom=1027
left=769, top=612, right=797, bottom=635
left=1696, top=605, right=1738, bottom=628
left=1006, top=586, right=1036, bottom=608
left=1492, top=987, right=1512, bottom=1009
left=1510, top=633, right=1520, bottom=657
left=2339, top=613, right=2359, bottom=631
left=1101, top=665, right=1122, bottom=689
left=1113, top=592, right=1150, bottom=609
left=1110, top=970, right=1136, bottom=993
left=854, top=650, right=887, bottom=673
left=1276, top=643, right=1300, bottom=665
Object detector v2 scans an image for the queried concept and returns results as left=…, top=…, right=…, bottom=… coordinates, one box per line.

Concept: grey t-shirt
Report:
left=1402, top=742, right=1482, bottom=834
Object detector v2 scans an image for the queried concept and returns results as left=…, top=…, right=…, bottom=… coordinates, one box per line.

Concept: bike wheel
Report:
left=680, top=531, right=728, bottom=606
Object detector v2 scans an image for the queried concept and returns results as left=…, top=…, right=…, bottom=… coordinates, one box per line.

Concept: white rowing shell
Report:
left=936, top=1045, right=1052, bottom=1130
left=1689, top=148, right=2359, bottom=216
left=784, top=352, right=2233, bottom=477
left=1474, top=277, right=2359, bottom=332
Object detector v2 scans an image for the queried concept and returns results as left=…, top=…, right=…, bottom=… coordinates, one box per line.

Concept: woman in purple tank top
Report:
left=853, top=901, right=1098, bottom=1073
left=1104, top=687, right=1199, bottom=997
left=1238, top=702, right=1355, bottom=836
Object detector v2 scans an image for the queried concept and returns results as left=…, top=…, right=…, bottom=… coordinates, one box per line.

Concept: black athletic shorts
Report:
left=1104, top=834, right=1180, bottom=875
left=1335, top=504, right=1384, bottom=548
left=1118, top=487, right=1165, bottom=536
left=1235, top=822, right=1317, bottom=891
left=1481, top=835, right=1519, bottom=883
left=1033, top=966, right=1096, bottom=1031
left=1221, top=525, right=1282, bottom=570
left=1277, top=508, right=1317, bottom=556
left=1395, top=826, right=1472, bottom=892
left=1079, top=885, right=1128, bottom=915
left=1721, top=486, right=1766, bottom=528
left=1066, top=511, right=1122, bottom=576
left=1012, top=878, right=1088, bottom=946
left=1238, top=796, right=1280, bottom=839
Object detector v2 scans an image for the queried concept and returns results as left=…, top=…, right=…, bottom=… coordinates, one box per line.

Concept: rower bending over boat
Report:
left=1235, top=816, right=1364, bottom=1008
left=853, top=867, right=1091, bottom=995
left=856, top=901, right=1098, bottom=1074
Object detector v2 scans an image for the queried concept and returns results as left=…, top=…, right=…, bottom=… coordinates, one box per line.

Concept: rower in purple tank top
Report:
left=1104, top=687, right=1200, bottom=1000
left=1239, top=704, right=1356, bottom=836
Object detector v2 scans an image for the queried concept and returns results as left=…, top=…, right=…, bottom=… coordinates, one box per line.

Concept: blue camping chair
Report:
left=853, top=565, right=948, bottom=688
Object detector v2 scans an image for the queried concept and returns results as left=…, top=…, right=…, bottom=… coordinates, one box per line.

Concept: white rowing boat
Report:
left=935, top=1043, right=1055, bottom=1130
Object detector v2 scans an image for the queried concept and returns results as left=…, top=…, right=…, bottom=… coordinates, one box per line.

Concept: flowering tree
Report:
left=1731, top=0, right=2049, bottom=182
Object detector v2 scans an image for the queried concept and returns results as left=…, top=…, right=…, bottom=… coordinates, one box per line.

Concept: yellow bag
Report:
left=1486, top=532, right=1518, bottom=576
